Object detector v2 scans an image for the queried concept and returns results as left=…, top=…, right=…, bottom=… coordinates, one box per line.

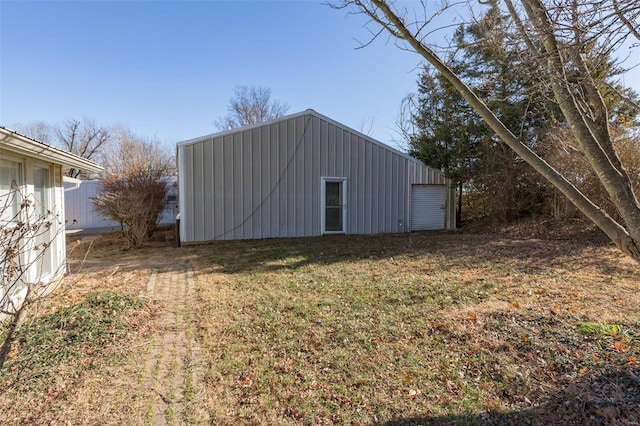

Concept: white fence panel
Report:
left=64, top=179, right=178, bottom=230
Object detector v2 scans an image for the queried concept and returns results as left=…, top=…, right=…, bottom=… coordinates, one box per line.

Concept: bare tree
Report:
left=92, top=129, right=174, bottom=248
left=216, top=85, right=289, bottom=130
left=15, top=121, right=54, bottom=144
left=56, top=118, right=112, bottom=178
left=0, top=186, right=64, bottom=369
left=330, top=0, right=640, bottom=261
left=15, top=119, right=111, bottom=179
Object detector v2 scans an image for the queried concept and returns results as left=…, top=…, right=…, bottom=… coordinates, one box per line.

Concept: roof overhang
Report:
left=62, top=175, right=83, bottom=191
left=0, top=126, right=104, bottom=173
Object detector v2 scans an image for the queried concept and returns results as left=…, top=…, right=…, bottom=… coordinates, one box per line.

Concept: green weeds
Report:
left=575, top=321, right=633, bottom=341
left=0, top=291, right=146, bottom=389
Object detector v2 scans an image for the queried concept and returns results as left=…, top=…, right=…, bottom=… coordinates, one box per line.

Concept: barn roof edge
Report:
left=176, top=109, right=446, bottom=178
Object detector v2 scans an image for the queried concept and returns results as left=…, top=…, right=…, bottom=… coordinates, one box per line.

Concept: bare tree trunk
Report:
left=521, top=0, right=640, bottom=240
left=457, top=181, right=463, bottom=225
left=0, top=304, right=29, bottom=370
left=361, top=0, right=640, bottom=261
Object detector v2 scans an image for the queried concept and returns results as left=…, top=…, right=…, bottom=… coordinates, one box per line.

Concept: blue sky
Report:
left=1, top=1, right=639, bottom=150
left=1, top=0, right=426, bottom=148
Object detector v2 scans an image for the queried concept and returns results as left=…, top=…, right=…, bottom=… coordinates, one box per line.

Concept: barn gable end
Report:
left=177, top=109, right=455, bottom=243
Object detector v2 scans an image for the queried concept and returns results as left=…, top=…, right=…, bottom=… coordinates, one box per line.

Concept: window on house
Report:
left=0, top=159, right=23, bottom=223
left=33, top=166, right=50, bottom=216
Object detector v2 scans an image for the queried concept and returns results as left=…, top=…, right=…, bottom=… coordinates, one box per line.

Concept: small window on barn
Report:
left=167, top=195, right=177, bottom=203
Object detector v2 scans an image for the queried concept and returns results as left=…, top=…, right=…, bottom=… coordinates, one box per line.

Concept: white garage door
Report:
left=411, top=184, right=446, bottom=231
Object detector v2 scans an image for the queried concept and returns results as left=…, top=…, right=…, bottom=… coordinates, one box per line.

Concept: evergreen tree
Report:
left=408, top=5, right=637, bottom=223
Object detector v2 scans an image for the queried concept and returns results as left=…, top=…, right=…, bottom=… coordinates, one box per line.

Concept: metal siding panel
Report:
left=364, top=140, right=372, bottom=234
left=192, top=143, right=205, bottom=241
left=186, top=144, right=195, bottom=241
left=328, top=123, right=337, bottom=177
left=278, top=121, right=288, bottom=237
left=335, top=129, right=344, bottom=176
left=300, top=116, right=317, bottom=236
left=370, top=144, right=379, bottom=233
left=213, top=139, right=225, bottom=240
left=252, top=128, right=262, bottom=237
left=232, top=133, right=243, bottom=239
left=242, top=130, right=253, bottom=239
left=383, top=151, right=391, bottom=232
left=407, top=161, right=415, bottom=184
left=408, top=161, right=449, bottom=186
left=378, top=149, right=387, bottom=233
left=260, top=126, right=270, bottom=238
left=270, top=124, right=280, bottom=237
left=357, top=136, right=365, bottom=234
left=399, top=157, right=408, bottom=232
left=445, top=182, right=456, bottom=230
left=320, top=119, right=329, bottom=176
left=311, top=117, right=321, bottom=234
left=182, top=145, right=193, bottom=241
left=391, top=154, right=400, bottom=231
left=340, top=128, right=350, bottom=178
left=203, top=141, right=214, bottom=240
left=349, top=133, right=358, bottom=233
left=294, top=117, right=305, bottom=237
left=223, top=135, right=234, bottom=240
left=286, top=119, right=295, bottom=237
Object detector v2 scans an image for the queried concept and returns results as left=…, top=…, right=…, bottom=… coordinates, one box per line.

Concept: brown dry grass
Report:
left=185, top=231, right=640, bottom=425
left=1, top=226, right=639, bottom=425
left=0, top=231, right=169, bottom=425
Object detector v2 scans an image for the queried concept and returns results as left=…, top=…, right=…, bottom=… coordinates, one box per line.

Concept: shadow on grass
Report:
left=379, top=366, right=640, bottom=426
left=183, top=232, right=632, bottom=277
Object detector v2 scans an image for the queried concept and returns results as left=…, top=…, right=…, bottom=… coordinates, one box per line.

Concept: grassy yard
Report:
left=185, top=232, right=640, bottom=425
left=1, top=228, right=639, bottom=425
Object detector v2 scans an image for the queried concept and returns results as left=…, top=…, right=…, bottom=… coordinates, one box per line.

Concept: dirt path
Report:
left=17, top=261, right=212, bottom=425
left=141, top=262, right=209, bottom=425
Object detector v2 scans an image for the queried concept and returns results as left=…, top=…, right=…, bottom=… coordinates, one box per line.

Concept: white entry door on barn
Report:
left=411, top=184, right=446, bottom=231
left=321, top=177, right=347, bottom=234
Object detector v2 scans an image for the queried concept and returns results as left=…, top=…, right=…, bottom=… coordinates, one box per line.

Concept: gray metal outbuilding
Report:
left=177, top=109, right=455, bottom=243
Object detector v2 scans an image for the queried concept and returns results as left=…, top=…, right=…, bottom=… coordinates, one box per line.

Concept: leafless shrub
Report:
left=92, top=130, right=174, bottom=249
left=1, top=186, right=64, bottom=369
left=542, top=126, right=640, bottom=221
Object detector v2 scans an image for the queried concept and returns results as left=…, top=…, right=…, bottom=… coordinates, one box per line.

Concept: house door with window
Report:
left=322, top=177, right=346, bottom=234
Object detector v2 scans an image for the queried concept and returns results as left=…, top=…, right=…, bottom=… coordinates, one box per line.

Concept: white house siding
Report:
left=178, top=110, right=455, bottom=243
left=1, top=127, right=102, bottom=316
left=0, top=151, right=67, bottom=284
left=52, top=164, right=66, bottom=279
